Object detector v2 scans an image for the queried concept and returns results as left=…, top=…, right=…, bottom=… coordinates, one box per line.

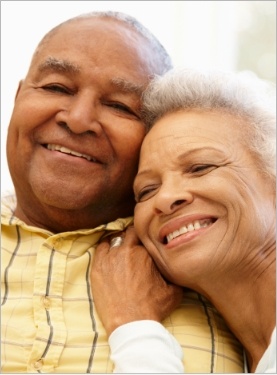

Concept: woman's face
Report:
left=133, top=110, right=275, bottom=288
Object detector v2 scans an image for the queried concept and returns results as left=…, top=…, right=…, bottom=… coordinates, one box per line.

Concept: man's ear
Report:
left=15, top=80, right=24, bottom=100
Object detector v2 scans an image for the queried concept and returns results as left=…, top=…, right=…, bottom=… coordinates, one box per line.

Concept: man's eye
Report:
left=191, top=164, right=217, bottom=173
left=105, top=102, right=138, bottom=117
left=42, top=84, right=72, bottom=94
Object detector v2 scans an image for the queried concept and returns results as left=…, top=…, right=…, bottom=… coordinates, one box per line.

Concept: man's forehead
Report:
left=36, top=16, right=140, bottom=54
left=31, top=17, right=155, bottom=94
left=52, top=16, right=140, bottom=40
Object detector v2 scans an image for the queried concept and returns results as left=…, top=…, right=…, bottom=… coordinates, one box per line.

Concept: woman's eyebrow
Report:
left=177, top=146, right=221, bottom=162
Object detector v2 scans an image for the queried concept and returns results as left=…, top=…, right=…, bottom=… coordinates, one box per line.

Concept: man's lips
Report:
left=43, top=144, right=100, bottom=163
left=159, top=215, right=217, bottom=244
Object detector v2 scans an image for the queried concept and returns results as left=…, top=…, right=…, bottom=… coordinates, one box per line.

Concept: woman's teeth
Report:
left=166, top=219, right=213, bottom=243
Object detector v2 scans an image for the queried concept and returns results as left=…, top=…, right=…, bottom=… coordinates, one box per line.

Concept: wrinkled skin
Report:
left=7, top=17, right=160, bottom=232
left=91, top=226, right=183, bottom=336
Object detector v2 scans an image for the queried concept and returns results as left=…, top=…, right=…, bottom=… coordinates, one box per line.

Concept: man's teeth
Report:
left=47, top=144, right=96, bottom=162
left=166, top=219, right=213, bottom=243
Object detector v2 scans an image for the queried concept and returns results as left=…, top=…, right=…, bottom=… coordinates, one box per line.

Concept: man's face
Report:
left=7, top=18, right=158, bottom=230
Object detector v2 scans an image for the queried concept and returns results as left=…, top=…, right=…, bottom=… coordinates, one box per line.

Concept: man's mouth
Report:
left=165, top=218, right=216, bottom=244
left=45, top=144, right=98, bottom=162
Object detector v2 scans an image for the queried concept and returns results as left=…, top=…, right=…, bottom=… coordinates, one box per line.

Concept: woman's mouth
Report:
left=164, top=218, right=216, bottom=244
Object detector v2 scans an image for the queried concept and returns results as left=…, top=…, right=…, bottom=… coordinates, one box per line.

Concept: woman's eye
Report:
left=42, top=84, right=72, bottom=94
left=135, top=186, right=158, bottom=203
left=135, top=190, right=150, bottom=202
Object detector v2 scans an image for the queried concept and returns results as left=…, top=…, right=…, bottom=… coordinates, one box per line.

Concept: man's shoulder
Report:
left=163, top=289, right=244, bottom=373
left=1, top=191, right=16, bottom=220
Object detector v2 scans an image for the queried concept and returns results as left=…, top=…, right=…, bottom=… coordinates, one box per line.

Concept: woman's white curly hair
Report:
left=142, top=68, right=276, bottom=179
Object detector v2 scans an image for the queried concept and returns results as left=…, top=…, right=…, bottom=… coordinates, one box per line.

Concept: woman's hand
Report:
left=91, top=226, right=183, bottom=336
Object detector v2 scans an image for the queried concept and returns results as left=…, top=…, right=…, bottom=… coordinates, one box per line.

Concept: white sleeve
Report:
left=109, top=320, right=184, bottom=373
left=255, top=327, right=276, bottom=373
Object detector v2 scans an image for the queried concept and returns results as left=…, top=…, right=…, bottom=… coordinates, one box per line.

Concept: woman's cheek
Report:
left=134, top=204, right=149, bottom=240
left=134, top=205, right=143, bottom=236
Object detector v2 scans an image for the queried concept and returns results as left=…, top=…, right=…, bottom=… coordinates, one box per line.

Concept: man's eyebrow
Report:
left=37, top=58, right=144, bottom=95
left=110, top=77, right=145, bottom=96
left=38, top=57, right=81, bottom=74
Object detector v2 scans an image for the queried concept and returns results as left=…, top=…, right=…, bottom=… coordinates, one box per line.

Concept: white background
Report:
left=1, top=1, right=274, bottom=192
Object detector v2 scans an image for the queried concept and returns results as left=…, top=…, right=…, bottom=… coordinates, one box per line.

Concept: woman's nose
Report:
left=56, top=93, right=103, bottom=135
left=154, top=187, right=193, bottom=215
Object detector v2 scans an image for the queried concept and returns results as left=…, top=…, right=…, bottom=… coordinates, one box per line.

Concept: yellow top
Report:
left=1, top=194, right=243, bottom=373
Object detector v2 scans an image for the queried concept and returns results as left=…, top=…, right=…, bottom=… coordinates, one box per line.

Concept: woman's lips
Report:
left=159, top=215, right=217, bottom=245
left=165, top=218, right=215, bottom=244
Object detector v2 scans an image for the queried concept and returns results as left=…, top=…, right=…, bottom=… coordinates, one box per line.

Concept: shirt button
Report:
left=33, top=359, right=43, bottom=370
left=42, top=296, right=51, bottom=309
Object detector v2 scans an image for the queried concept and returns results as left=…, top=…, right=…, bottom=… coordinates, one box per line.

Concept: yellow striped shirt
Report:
left=1, top=194, right=244, bottom=373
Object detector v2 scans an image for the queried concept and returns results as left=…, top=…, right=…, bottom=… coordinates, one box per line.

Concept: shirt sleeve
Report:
left=109, top=320, right=184, bottom=373
left=255, top=327, right=276, bottom=373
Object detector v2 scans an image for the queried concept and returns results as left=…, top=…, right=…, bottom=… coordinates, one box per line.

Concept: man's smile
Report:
left=44, top=144, right=100, bottom=163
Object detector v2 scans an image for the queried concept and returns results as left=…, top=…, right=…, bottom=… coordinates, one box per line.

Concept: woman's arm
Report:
left=109, top=320, right=184, bottom=373
left=91, top=226, right=184, bottom=373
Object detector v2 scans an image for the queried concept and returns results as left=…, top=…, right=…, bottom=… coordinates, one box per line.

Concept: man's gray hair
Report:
left=39, top=11, right=172, bottom=76
left=142, top=68, right=276, bottom=178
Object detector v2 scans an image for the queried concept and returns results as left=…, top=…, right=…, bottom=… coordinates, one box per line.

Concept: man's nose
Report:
left=55, top=93, right=103, bottom=135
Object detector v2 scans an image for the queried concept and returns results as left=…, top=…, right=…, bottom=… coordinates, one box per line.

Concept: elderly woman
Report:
left=91, top=69, right=276, bottom=373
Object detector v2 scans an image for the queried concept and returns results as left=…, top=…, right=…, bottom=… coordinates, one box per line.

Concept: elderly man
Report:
left=1, top=11, right=243, bottom=373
